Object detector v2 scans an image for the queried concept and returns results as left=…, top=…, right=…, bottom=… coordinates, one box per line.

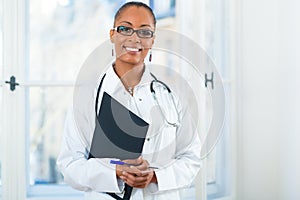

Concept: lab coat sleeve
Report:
left=147, top=102, right=202, bottom=193
left=57, top=107, right=124, bottom=193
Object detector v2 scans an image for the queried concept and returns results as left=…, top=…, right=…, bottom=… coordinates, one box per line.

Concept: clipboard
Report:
left=88, top=92, right=149, bottom=160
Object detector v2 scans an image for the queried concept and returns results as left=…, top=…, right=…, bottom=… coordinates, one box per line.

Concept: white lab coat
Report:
left=57, top=65, right=201, bottom=200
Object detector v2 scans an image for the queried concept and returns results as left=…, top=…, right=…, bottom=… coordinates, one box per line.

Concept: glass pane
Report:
left=206, top=148, right=217, bottom=184
left=28, top=87, right=73, bottom=185
left=29, top=0, right=124, bottom=82
left=151, top=0, right=175, bottom=19
left=28, top=0, right=127, bottom=187
left=203, top=0, right=229, bottom=186
left=201, top=0, right=229, bottom=79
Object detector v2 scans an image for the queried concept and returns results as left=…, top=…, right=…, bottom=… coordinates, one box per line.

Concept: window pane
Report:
left=206, top=148, right=217, bottom=184
left=29, top=0, right=124, bottom=82
left=28, top=0, right=126, bottom=187
left=28, top=87, right=72, bottom=185
left=150, top=0, right=175, bottom=19
left=202, top=0, right=229, bottom=188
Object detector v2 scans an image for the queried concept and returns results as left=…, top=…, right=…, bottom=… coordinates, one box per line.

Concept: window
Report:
left=28, top=0, right=127, bottom=197
left=200, top=0, right=231, bottom=199
left=175, top=0, right=232, bottom=199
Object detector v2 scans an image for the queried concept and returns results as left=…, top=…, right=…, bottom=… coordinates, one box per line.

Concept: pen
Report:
left=110, top=160, right=159, bottom=169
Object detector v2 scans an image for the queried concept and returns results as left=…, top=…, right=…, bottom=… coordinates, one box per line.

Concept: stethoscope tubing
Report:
left=95, top=73, right=180, bottom=127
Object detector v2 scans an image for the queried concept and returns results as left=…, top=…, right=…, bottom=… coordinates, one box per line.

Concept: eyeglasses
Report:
left=113, top=26, right=154, bottom=38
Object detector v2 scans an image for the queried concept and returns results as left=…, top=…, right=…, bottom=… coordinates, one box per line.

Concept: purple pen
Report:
left=110, top=160, right=132, bottom=166
left=110, top=160, right=159, bottom=169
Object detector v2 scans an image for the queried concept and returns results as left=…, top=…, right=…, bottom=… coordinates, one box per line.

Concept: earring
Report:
left=149, top=49, right=152, bottom=62
left=112, top=45, right=114, bottom=56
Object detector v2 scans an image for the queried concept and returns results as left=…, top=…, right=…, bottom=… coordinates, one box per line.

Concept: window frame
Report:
left=1, top=0, right=27, bottom=198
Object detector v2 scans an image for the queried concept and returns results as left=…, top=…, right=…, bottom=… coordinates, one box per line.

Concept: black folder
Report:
left=88, top=92, right=149, bottom=160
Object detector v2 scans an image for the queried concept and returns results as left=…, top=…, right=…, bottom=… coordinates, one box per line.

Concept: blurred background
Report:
left=0, top=0, right=299, bottom=200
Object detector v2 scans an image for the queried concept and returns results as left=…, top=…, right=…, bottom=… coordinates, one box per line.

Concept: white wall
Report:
left=278, top=0, right=300, bottom=199
left=236, top=0, right=300, bottom=199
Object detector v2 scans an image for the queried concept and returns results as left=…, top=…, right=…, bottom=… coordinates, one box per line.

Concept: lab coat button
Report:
left=147, top=138, right=150, bottom=141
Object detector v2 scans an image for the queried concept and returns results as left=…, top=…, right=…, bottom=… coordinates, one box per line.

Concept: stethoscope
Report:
left=95, top=71, right=180, bottom=128
left=149, top=73, right=180, bottom=127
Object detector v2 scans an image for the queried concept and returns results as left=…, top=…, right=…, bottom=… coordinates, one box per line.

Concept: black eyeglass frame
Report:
left=112, top=26, right=155, bottom=38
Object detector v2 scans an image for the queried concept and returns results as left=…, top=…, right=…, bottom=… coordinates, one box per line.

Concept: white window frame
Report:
left=1, top=0, right=27, bottom=199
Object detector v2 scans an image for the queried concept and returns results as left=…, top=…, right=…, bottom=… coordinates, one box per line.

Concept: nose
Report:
left=128, top=31, right=141, bottom=43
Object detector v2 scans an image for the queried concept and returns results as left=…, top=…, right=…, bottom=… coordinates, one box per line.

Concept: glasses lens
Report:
left=137, top=29, right=153, bottom=38
left=117, top=26, right=133, bottom=36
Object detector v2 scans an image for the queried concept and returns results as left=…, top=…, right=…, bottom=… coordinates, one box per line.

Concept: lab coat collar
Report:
left=104, top=63, right=153, bottom=94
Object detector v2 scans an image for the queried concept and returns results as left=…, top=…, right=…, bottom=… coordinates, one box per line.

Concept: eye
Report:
left=118, top=26, right=132, bottom=34
left=138, top=29, right=153, bottom=37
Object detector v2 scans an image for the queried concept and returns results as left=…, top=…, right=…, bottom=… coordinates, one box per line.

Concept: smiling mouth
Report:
left=123, top=46, right=143, bottom=52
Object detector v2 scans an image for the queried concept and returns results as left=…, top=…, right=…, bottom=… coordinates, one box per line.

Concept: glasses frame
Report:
left=113, top=25, right=155, bottom=39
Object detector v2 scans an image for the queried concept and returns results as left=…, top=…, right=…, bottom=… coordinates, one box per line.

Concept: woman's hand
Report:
left=116, top=157, right=157, bottom=188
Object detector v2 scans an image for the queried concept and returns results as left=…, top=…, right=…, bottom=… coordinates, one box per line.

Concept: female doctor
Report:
left=57, top=2, right=201, bottom=200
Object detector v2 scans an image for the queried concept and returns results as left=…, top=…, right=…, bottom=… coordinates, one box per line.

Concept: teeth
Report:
left=125, top=47, right=140, bottom=52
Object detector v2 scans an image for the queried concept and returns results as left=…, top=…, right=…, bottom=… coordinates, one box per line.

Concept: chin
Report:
left=121, top=57, right=144, bottom=66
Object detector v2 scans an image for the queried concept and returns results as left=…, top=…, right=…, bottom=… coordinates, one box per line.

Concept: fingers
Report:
left=135, top=159, right=149, bottom=171
left=126, top=166, right=143, bottom=176
left=116, top=157, right=154, bottom=188
left=120, top=171, right=154, bottom=188
left=123, top=156, right=143, bottom=166
left=116, top=164, right=142, bottom=177
left=125, top=157, right=150, bottom=170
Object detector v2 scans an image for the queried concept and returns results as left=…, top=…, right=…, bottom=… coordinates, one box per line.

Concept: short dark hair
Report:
left=114, top=1, right=156, bottom=28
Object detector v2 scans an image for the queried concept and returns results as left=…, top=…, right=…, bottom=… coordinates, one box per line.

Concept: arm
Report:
left=152, top=137, right=201, bottom=192
left=57, top=107, right=124, bottom=193
left=148, top=101, right=202, bottom=193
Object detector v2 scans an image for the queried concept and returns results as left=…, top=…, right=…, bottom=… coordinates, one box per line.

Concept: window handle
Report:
left=205, top=72, right=214, bottom=90
left=5, top=76, right=19, bottom=91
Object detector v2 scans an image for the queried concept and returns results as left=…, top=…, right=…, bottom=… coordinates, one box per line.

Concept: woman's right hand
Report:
left=116, top=157, right=144, bottom=177
left=116, top=157, right=155, bottom=188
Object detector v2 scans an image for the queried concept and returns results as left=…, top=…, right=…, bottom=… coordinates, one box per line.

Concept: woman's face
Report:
left=110, top=6, right=155, bottom=66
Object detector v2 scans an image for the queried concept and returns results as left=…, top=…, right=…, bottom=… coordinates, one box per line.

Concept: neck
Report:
left=114, top=60, right=144, bottom=77
left=113, top=61, right=145, bottom=93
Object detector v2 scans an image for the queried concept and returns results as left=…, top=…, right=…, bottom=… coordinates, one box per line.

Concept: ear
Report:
left=110, top=29, right=115, bottom=43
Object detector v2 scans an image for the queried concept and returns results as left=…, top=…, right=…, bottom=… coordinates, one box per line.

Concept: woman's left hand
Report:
left=119, top=157, right=157, bottom=188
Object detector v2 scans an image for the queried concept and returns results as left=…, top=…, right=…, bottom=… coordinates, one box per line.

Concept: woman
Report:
left=57, top=2, right=201, bottom=200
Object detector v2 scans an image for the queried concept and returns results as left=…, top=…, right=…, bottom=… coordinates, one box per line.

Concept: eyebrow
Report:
left=118, top=21, right=153, bottom=28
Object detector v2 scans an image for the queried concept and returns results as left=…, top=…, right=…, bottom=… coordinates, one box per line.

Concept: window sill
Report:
left=27, top=197, right=83, bottom=200
left=27, top=185, right=83, bottom=199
